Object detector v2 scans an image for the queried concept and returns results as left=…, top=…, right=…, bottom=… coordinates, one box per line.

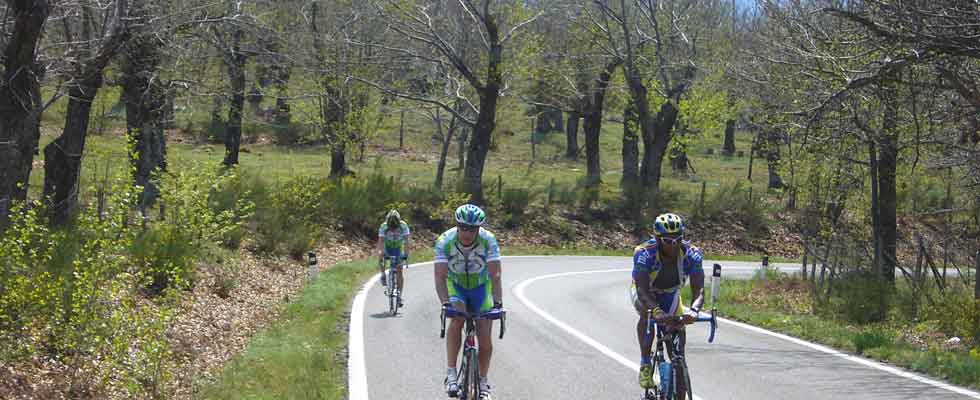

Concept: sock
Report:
left=641, top=356, right=652, bottom=365
left=447, top=367, right=457, bottom=379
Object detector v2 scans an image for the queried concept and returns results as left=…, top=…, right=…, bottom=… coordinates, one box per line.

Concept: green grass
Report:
left=718, top=278, right=980, bottom=390
left=201, top=259, right=375, bottom=400
left=202, top=249, right=436, bottom=399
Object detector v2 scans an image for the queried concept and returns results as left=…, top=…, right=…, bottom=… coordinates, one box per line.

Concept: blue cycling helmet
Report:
left=454, top=204, right=487, bottom=226
left=653, top=213, right=684, bottom=236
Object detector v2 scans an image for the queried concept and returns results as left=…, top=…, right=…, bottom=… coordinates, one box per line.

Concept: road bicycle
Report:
left=381, top=255, right=403, bottom=315
left=643, top=263, right=721, bottom=400
left=440, top=305, right=506, bottom=399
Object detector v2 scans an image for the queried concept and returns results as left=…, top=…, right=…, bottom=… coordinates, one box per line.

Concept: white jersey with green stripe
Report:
left=433, top=227, right=501, bottom=289
left=378, top=221, right=410, bottom=249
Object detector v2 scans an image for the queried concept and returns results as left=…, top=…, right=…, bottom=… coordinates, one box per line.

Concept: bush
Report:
left=700, top=181, right=770, bottom=234
left=323, top=171, right=401, bottom=234
left=853, top=327, right=893, bottom=354
left=501, top=187, right=536, bottom=227
left=0, top=185, right=179, bottom=398
left=827, top=270, right=892, bottom=324
left=131, top=223, right=199, bottom=294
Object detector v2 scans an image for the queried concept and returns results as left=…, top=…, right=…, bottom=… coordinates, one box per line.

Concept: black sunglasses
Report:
left=457, top=224, right=480, bottom=232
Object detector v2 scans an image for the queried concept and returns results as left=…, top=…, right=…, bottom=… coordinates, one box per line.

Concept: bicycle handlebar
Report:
left=440, top=307, right=507, bottom=340
left=645, top=309, right=717, bottom=343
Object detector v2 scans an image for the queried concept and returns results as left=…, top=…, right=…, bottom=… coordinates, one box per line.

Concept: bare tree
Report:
left=42, top=0, right=130, bottom=225
left=371, top=0, right=542, bottom=203
left=0, top=0, right=50, bottom=226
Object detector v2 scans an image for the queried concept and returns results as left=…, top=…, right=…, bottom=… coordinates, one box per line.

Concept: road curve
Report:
left=349, top=256, right=979, bottom=400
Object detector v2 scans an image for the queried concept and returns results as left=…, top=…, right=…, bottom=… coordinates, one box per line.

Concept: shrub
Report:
left=700, top=181, right=770, bottom=234
left=827, top=270, right=892, bottom=324
left=323, top=171, right=401, bottom=234
left=853, top=327, right=893, bottom=354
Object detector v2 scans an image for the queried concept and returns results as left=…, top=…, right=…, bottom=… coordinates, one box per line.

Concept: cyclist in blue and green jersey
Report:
left=378, top=209, right=410, bottom=306
left=631, top=213, right=705, bottom=398
left=435, top=204, right=502, bottom=400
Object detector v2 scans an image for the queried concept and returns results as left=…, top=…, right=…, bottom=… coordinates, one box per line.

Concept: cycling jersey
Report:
left=379, top=221, right=411, bottom=251
left=434, top=227, right=500, bottom=290
left=630, top=239, right=704, bottom=317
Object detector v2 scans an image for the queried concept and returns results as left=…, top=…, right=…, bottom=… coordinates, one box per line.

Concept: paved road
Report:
left=351, top=256, right=979, bottom=400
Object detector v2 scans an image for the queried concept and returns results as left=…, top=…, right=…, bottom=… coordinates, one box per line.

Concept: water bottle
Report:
left=659, top=360, right=673, bottom=398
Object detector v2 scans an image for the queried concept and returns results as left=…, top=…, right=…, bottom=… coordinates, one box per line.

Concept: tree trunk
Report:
left=869, top=138, right=883, bottom=279
left=879, top=123, right=899, bottom=284
left=121, top=17, right=167, bottom=209
left=0, top=0, right=49, bottom=227
left=457, top=126, right=467, bottom=172
left=766, top=131, right=784, bottom=189
left=461, top=18, right=503, bottom=204
left=330, top=140, right=347, bottom=178
left=43, top=4, right=127, bottom=226
left=582, top=61, right=619, bottom=188
left=622, top=98, right=640, bottom=188
left=223, top=28, right=246, bottom=167
left=463, top=86, right=498, bottom=204
left=43, top=80, right=100, bottom=225
left=639, top=99, right=679, bottom=191
left=670, top=127, right=688, bottom=175
left=434, top=109, right=457, bottom=190
left=565, top=111, right=579, bottom=160
left=722, top=119, right=736, bottom=155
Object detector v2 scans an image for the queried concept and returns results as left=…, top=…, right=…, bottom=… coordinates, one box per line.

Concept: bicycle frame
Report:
left=440, top=307, right=506, bottom=400
left=383, top=255, right=401, bottom=315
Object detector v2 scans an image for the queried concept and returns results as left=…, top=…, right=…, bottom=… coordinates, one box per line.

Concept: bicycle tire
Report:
left=387, top=269, right=397, bottom=315
left=675, top=359, right=693, bottom=400
left=468, top=348, right=480, bottom=400
left=456, top=349, right=470, bottom=400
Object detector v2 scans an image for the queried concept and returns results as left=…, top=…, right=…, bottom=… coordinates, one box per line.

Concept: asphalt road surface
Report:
left=349, top=256, right=979, bottom=400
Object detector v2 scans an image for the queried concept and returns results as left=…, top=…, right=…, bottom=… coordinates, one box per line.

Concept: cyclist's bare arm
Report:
left=689, top=272, right=705, bottom=312
left=633, top=273, right=663, bottom=319
left=376, top=237, right=385, bottom=258
left=435, top=262, right=450, bottom=304
left=488, top=260, right=502, bottom=306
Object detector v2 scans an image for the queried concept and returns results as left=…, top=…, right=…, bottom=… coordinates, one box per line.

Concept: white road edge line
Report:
left=348, top=260, right=427, bottom=400
left=716, top=316, right=980, bottom=399
left=515, top=267, right=980, bottom=400
left=514, top=268, right=707, bottom=400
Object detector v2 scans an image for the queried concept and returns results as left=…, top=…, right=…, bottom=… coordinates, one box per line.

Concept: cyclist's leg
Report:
left=446, top=280, right=466, bottom=369
left=474, top=281, right=494, bottom=379
left=393, top=246, right=405, bottom=293
left=631, top=284, right=656, bottom=390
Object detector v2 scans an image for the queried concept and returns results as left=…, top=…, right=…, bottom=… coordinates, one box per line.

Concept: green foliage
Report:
left=501, top=187, right=536, bottom=227
left=825, top=270, right=892, bottom=324
left=0, top=181, right=179, bottom=398
left=700, top=181, right=770, bottom=234
left=131, top=223, right=199, bottom=294
left=323, top=171, right=401, bottom=234
left=853, top=327, right=893, bottom=354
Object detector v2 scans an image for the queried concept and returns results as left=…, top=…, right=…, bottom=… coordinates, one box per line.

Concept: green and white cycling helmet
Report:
left=653, top=213, right=684, bottom=236
left=385, top=209, right=401, bottom=221
left=454, top=204, right=487, bottom=226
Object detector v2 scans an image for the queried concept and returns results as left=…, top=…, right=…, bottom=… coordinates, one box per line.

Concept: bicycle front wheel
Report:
left=467, top=349, right=480, bottom=399
left=675, top=360, right=693, bottom=400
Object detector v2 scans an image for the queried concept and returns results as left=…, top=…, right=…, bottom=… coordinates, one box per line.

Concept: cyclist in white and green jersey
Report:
left=435, top=204, right=502, bottom=400
left=378, top=209, right=410, bottom=306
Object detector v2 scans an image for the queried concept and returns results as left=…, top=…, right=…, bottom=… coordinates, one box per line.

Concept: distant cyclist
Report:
left=631, top=213, right=705, bottom=398
left=378, top=209, right=410, bottom=307
left=435, top=204, right=503, bottom=400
